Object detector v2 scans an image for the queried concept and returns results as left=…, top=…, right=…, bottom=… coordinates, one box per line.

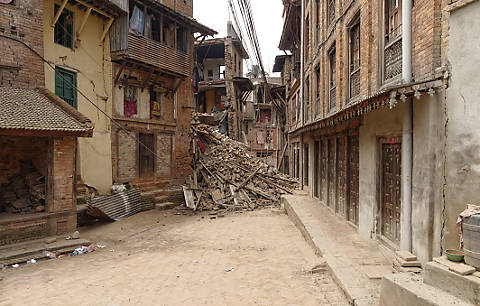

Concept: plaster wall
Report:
left=43, top=0, right=113, bottom=193
left=359, top=103, right=405, bottom=241
left=202, top=58, right=225, bottom=80
left=411, top=93, right=445, bottom=262
left=444, top=1, right=480, bottom=251
left=360, top=95, right=445, bottom=262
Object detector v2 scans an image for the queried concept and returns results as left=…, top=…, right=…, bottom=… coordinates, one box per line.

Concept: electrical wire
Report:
left=0, top=33, right=161, bottom=159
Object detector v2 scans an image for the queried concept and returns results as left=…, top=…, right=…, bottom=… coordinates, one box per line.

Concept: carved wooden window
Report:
left=176, top=26, right=188, bottom=53
left=328, top=0, right=335, bottom=27
left=305, top=76, right=310, bottom=122
left=292, top=94, right=297, bottom=122
left=328, top=46, right=336, bottom=111
left=305, top=16, right=310, bottom=60
left=384, top=0, right=402, bottom=81
left=315, top=66, right=321, bottom=117
left=316, top=0, right=321, bottom=45
left=349, top=19, right=360, bottom=99
left=385, top=0, right=402, bottom=44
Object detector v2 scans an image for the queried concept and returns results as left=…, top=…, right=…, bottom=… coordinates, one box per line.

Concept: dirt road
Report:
left=0, top=208, right=348, bottom=306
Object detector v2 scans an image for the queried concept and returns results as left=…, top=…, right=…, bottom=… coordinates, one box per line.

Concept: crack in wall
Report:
left=441, top=90, right=449, bottom=256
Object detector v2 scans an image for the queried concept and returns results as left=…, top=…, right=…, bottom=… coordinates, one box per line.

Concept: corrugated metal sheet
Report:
left=128, top=34, right=191, bottom=76
left=87, top=189, right=142, bottom=221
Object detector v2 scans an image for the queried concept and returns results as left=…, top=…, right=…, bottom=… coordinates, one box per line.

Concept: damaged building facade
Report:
left=243, top=77, right=284, bottom=168
left=108, top=0, right=215, bottom=199
left=0, top=0, right=93, bottom=244
left=194, top=22, right=252, bottom=141
left=277, top=0, right=480, bottom=263
left=0, top=0, right=215, bottom=245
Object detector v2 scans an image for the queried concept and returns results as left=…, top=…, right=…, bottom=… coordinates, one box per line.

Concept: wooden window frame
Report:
left=315, top=66, right=321, bottom=118
left=55, top=67, right=77, bottom=109
left=328, top=45, right=336, bottom=111
left=349, top=16, right=361, bottom=100
left=385, top=0, right=402, bottom=44
left=54, top=4, right=74, bottom=49
left=305, top=76, right=310, bottom=123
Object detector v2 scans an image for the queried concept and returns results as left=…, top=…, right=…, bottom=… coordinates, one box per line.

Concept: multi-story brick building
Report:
left=109, top=0, right=215, bottom=202
left=277, top=0, right=480, bottom=263
left=194, top=22, right=253, bottom=141
left=0, top=0, right=94, bottom=244
left=243, top=77, right=283, bottom=168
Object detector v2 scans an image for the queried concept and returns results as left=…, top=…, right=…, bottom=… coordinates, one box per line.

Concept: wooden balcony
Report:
left=112, top=34, right=191, bottom=77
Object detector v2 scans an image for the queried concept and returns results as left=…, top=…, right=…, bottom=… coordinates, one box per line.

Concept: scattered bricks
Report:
left=183, top=123, right=298, bottom=212
left=395, top=250, right=418, bottom=262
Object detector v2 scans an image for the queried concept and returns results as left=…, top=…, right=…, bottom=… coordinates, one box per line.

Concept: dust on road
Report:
left=0, top=208, right=348, bottom=306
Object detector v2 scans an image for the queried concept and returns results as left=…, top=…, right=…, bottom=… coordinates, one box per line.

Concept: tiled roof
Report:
left=0, top=87, right=93, bottom=136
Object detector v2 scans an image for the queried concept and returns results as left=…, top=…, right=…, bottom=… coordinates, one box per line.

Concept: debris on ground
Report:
left=44, top=251, right=57, bottom=259
left=87, top=188, right=142, bottom=221
left=183, top=122, right=297, bottom=211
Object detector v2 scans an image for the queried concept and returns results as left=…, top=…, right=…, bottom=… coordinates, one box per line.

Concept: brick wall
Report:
left=0, top=0, right=44, bottom=88
left=156, top=133, right=173, bottom=177
left=0, top=135, right=76, bottom=245
left=161, top=0, right=193, bottom=17
left=294, top=0, right=448, bottom=125
left=51, top=137, right=75, bottom=213
left=0, top=136, right=48, bottom=185
left=115, top=129, right=137, bottom=182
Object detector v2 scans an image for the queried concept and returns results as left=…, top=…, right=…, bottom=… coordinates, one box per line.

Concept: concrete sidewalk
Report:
left=282, top=192, right=394, bottom=306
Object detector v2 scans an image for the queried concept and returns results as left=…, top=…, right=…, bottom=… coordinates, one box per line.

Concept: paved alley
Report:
left=0, top=208, right=348, bottom=306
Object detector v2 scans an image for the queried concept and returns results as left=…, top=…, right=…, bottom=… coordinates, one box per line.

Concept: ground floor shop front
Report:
left=293, top=88, right=454, bottom=264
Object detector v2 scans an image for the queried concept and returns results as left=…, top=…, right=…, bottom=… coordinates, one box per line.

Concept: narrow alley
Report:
left=1, top=0, right=480, bottom=305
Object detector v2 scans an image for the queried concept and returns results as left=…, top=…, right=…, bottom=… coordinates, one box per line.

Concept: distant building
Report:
left=194, top=22, right=253, bottom=141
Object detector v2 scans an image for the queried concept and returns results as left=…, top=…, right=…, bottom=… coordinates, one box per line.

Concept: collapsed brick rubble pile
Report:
left=183, top=122, right=297, bottom=211
left=0, top=164, right=46, bottom=214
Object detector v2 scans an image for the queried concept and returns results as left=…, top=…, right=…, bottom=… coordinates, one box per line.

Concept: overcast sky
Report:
left=194, top=0, right=284, bottom=76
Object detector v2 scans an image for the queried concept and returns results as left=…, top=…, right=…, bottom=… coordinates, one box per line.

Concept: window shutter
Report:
left=55, top=70, right=64, bottom=98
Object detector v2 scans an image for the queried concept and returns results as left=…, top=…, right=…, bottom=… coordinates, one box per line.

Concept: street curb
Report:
left=282, top=196, right=376, bottom=306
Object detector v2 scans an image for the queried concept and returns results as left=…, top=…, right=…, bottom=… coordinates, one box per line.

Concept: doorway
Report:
left=139, top=133, right=155, bottom=178
left=336, top=136, right=346, bottom=217
left=380, top=138, right=402, bottom=245
left=347, top=134, right=359, bottom=225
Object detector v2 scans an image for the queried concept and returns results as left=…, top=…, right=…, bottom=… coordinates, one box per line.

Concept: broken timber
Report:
left=183, top=119, right=298, bottom=212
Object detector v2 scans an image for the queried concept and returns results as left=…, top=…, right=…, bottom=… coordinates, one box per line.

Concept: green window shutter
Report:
left=55, top=69, right=64, bottom=98
left=55, top=67, right=77, bottom=109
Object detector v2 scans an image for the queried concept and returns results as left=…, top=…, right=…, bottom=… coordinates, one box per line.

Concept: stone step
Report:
left=379, top=273, right=472, bottom=306
left=424, top=260, right=480, bottom=305
left=0, top=238, right=91, bottom=266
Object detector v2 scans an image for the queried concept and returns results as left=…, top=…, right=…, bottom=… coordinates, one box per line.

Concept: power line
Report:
left=0, top=33, right=161, bottom=159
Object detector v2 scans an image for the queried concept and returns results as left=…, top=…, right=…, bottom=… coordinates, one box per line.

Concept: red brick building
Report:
left=277, top=0, right=480, bottom=264
left=109, top=0, right=216, bottom=202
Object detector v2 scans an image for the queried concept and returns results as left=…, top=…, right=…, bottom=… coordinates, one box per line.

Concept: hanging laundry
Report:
left=124, top=100, right=137, bottom=118
left=129, top=6, right=144, bottom=36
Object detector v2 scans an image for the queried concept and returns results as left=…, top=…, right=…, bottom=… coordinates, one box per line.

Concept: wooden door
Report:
left=139, top=133, right=155, bottom=178
left=347, top=134, right=360, bottom=225
left=314, top=141, right=320, bottom=198
left=327, top=138, right=336, bottom=209
left=321, top=140, right=328, bottom=202
left=336, top=136, right=346, bottom=217
left=381, top=140, right=402, bottom=245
